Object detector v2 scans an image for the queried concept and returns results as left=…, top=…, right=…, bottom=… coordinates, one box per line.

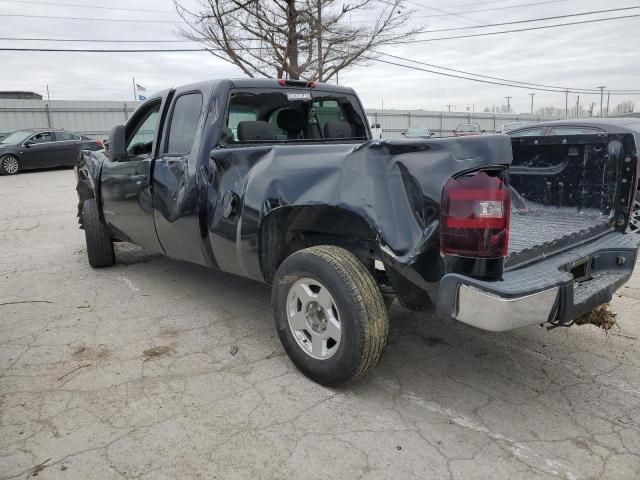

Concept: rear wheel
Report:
left=82, top=198, right=115, bottom=268
left=272, top=246, right=389, bottom=385
left=0, top=155, right=20, bottom=175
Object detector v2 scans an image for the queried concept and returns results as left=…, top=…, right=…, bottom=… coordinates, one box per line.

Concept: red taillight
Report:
left=96, top=139, right=103, bottom=147
left=441, top=170, right=510, bottom=258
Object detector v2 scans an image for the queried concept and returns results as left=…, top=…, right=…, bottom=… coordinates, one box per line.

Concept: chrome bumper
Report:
left=454, top=285, right=559, bottom=332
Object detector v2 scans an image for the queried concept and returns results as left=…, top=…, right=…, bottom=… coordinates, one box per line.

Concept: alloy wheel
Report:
left=286, top=278, right=342, bottom=360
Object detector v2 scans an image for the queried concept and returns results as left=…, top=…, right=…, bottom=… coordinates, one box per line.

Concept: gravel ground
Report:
left=1, top=169, right=640, bottom=480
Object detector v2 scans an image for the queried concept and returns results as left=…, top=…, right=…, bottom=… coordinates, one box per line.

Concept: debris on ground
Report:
left=574, top=304, right=617, bottom=331
left=142, top=345, right=172, bottom=362
left=28, top=458, right=51, bottom=477
left=229, top=345, right=239, bottom=356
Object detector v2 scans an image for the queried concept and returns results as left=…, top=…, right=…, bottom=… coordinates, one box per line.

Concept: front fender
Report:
left=75, top=150, right=105, bottom=227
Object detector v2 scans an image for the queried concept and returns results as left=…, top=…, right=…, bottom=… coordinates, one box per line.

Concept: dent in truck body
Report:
left=209, top=135, right=513, bottom=309
left=75, top=150, right=104, bottom=226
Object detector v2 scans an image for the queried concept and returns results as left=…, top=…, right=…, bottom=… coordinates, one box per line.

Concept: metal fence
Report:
left=0, top=99, right=139, bottom=140
left=0, top=99, right=564, bottom=140
left=366, top=109, right=562, bottom=138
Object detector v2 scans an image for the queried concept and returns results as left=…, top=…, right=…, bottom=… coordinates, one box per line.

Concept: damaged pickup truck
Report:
left=76, top=79, right=640, bottom=385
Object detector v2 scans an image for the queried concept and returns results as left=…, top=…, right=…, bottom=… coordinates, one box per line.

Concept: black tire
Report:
left=630, top=191, right=640, bottom=233
left=82, top=198, right=115, bottom=268
left=0, top=155, right=20, bottom=175
left=272, top=246, right=389, bottom=385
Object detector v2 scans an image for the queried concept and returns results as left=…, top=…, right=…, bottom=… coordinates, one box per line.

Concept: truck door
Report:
left=152, top=88, right=207, bottom=266
left=100, top=98, right=165, bottom=252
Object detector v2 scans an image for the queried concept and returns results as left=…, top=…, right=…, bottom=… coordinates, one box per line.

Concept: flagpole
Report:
left=132, top=77, right=137, bottom=101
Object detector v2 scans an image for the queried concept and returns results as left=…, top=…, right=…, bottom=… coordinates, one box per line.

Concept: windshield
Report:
left=457, top=124, right=481, bottom=132
left=224, top=89, right=368, bottom=144
left=0, top=130, right=33, bottom=145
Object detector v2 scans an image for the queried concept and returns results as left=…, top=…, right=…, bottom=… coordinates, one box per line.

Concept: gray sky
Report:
left=1, top=0, right=639, bottom=114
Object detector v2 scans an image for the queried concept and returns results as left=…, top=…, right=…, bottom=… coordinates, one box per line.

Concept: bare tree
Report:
left=174, top=0, right=421, bottom=81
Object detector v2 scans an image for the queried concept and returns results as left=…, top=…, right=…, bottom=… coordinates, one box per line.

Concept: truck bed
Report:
left=506, top=135, right=619, bottom=268
left=508, top=206, right=611, bottom=266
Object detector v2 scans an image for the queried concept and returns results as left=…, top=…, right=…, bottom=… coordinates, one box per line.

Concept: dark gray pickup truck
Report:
left=76, top=78, right=640, bottom=385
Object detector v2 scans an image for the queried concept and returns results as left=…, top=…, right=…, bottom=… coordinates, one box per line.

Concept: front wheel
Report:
left=82, top=198, right=115, bottom=268
left=272, top=246, right=389, bottom=386
left=0, top=155, right=20, bottom=175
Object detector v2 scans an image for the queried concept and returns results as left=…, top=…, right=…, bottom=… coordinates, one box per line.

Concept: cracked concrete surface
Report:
left=1, top=169, right=640, bottom=479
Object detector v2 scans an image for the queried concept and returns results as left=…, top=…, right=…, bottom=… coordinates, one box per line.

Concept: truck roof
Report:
left=165, top=78, right=356, bottom=95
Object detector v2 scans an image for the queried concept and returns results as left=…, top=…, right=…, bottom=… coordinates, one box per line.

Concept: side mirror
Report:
left=23, top=140, right=34, bottom=147
left=109, top=125, right=126, bottom=161
left=401, top=132, right=406, bottom=137
left=430, top=132, right=435, bottom=137
left=481, top=130, right=486, bottom=133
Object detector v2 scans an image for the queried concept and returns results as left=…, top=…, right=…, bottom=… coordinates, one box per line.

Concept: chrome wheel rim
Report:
left=287, top=278, right=341, bottom=360
left=3, top=156, right=18, bottom=174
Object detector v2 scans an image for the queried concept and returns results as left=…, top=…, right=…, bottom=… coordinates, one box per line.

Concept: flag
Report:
left=138, top=95, right=147, bottom=101
left=135, top=83, right=147, bottom=92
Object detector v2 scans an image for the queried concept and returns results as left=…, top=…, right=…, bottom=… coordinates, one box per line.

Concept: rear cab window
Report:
left=165, top=92, right=203, bottom=155
left=223, top=88, right=368, bottom=144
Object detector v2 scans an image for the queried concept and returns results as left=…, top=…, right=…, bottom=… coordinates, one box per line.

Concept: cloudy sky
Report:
left=1, top=0, right=639, bottom=114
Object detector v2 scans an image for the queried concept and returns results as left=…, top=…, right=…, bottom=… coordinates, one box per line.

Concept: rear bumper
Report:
left=436, top=232, right=640, bottom=332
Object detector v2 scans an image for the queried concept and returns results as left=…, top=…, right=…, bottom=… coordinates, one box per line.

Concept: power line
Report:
left=0, top=36, right=191, bottom=43
left=0, top=47, right=212, bottom=52
left=0, top=0, right=175, bottom=13
left=374, top=51, right=640, bottom=93
left=413, top=0, right=569, bottom=18
left=364, top=55, right=640, bottom=95
left=419, top=6, right=640, bottom=33
left=0, top=13, right=185, bottom=23
left=401, top=12, right=640, bottom=43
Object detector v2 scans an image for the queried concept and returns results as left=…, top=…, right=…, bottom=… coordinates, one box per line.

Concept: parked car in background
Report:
left=402, top=126, right=433, bottom=138
left=499, top=121, right=530, bottom=133
left=507, top=118, right=640, bottom=232
left=453, top=123, right=483, bottom=136
left=0, top=129, right=103, bottom=175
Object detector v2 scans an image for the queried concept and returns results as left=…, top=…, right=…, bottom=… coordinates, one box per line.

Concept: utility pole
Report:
left=528, top=93, right=535, bottom=115
left=597, top=86, right=606, bottom=117
left=316, top=0, right=322, bottom=81
left=46, top=84, right=50, bottom=101
left=576, top=95, right=580, bottom=117
left=606, top=90, right=610, bottom=117
left=505, top=96, right=512, bottom=113
left=446, top=104, right=453, bottom=112
left=565, top=90, right=569, bottom=117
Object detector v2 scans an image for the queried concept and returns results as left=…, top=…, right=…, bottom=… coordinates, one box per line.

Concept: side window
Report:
left=127, top=103, right=161, bottom=156
left=30, top=131, right=53, bottom=144
left=165, top=92, right=203, bottom=155
left=227, top=105, right=258, bottom=141
left=549, top=127, right=603, bottom=135
left=56, top=132, right=79, bottom=141
left=509, top=127, right=546, bottom=137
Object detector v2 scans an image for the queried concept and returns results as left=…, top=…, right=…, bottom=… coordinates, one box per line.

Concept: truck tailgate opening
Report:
left=507, top=134, right=627, bottom=268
